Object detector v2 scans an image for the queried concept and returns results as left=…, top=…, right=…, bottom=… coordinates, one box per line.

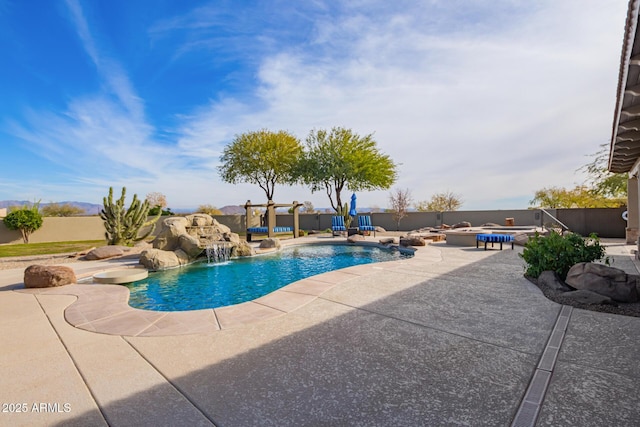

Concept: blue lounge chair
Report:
left=246, top=226, right=293, bottom=241
left=331, top=216, right=346, bottom=236
left=357, top=215, right=376, bottom=237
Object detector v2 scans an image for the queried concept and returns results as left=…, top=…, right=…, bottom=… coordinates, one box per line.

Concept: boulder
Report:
left=347, top=234, right=365, bottom=243
left=565, top=262, right=639, bottom=303
left=452, top=221, right=472, bottom=229
left=232, top=241, right=255, bottom=257
left=24, top=265, right=77, bottom=288
left=400, top=236, right=426, bottom=247
left=259, top=238, right=281, bottom=249
left=188, top=214, right=213, bottom=227
left=379, top=237, right=395, bottom=245
left=513, top=233, right=530, bottom=247
left=84, top=246, right=125, bottom=260
left=153, top=217, right=189, bottom=251
left=178, top=234, right=203, bottom=259
left=481, top=223, right=501, bottom=227
left=139, top=249, right=181, bottom=271
left=538, top=271, right=573, bottom=292
left=563, top=290, right=616, bottom=306
left=174, top=249, right=190, bottom=266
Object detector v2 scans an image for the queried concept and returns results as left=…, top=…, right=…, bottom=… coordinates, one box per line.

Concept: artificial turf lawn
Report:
left=0, top=240, right=107, bottom=258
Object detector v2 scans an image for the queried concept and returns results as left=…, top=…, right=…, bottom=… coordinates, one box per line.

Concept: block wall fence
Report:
left=0, top=208, right=627, bottom=245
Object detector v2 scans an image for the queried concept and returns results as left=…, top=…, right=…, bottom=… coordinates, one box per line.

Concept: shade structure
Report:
left=349, top=193, right=357, bottom=217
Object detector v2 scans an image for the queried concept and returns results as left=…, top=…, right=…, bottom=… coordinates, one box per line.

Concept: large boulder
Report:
left=24, top=265, right=77, bottom=288
left=232, top=241, right=255, bottom=257
left=400, top=236, right=426, bottom=247
left=347, top=234, right=365, bottom=243
left=538, top=271, right=573, bottom=292
left=139, top=249, right=181, bottom=271
left=187, top=214, right=213, bottom=227
left=178, top=234, right=203, bottom=259
left=259, top=238, right=281, bottom=249
left=153, top=217, right=189, bottom=251
left=452, top=221, right=472, bottom=229
left=565, top=262, right=639, bottom=303
left=84, top=246, right=125, bottom=260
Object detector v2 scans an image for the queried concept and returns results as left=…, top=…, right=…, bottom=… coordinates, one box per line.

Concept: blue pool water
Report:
left=125, top=244, right=412, bottom=311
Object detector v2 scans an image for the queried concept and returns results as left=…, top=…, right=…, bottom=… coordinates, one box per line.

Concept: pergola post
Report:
left=292, top=201, right=301, bottom=238
left=627, top=177, right=639, bottom=246
left=267, top=200, right=276, bottom=238
left=244, top=200, right=252, bottom=231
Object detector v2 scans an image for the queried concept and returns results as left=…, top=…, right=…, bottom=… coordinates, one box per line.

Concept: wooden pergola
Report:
left=243, top=200, right=303, bottom=239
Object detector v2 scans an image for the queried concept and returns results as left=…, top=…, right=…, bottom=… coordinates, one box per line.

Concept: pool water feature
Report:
left=125, top=244, right=412, bottom=311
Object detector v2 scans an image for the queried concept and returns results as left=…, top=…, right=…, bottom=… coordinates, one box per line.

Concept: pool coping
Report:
left=15, top=237, right=422, bottom=336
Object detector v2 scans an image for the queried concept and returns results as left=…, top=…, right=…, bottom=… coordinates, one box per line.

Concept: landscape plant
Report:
left=519, top=231, right=609, bottom=280
left=389, top=188, right=412, bottom=230
left=415, top=190, right=463, bottom=211
left=41, top=202, right=85, bottom=216
left=3, top=202, right=43, bottom=243
left=100, top=187, right=161, bottom=246
left=337, top=202, right=352, bottom=228
left=298, top=127, right=397, bottom=213
left=218, top=129, right=303, bottom=201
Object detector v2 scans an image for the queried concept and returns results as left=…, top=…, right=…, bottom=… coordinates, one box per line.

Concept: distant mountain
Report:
left=220, top=205, right=245, bottom=215
left=0, top=200, right=102, bottom=215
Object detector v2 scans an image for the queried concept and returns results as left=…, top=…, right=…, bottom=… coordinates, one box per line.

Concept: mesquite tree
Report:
left=218, top=129, right=303, bottom=201
left=299, top=127, right=397, bottom=213
left=100, top=187, right=161, bottom=246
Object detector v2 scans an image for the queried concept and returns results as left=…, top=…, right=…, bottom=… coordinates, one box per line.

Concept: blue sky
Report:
left=0, top=0, right=628, bottom=211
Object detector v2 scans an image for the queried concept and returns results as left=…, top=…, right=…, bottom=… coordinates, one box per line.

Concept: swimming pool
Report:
left=125, top=244, right=412, bottom=311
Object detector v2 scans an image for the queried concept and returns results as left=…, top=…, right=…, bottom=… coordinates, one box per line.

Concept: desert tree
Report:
left=416, top=190, right=463, bottom=212
left=389, top=188, right=412, bottom=230
left=579, top=143, right=627, bottom=200
left=218, top=129, right=303, bottom=201
left=529, top=185, right=623, bottom=208
left=41, top=202, right=85, bottom=217
left=145, top=192, right=167, bottom=209
left=298, top=127, right=397, bottom=213
left=197, top=204, right=223, bottom=215
left=302, top=201, right=315, bottom=213
left=3, top=202, right=43, bottom=243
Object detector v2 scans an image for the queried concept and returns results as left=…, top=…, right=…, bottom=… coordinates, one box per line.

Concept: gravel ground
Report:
left=528, top=276, right=640, bottom=318
left=0, top=246, right=147, bottom=271
left=0, top=254, right=84, bottom=270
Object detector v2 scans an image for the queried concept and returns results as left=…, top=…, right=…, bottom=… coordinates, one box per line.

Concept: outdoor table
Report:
left=476, top=233, right=514, bottom=250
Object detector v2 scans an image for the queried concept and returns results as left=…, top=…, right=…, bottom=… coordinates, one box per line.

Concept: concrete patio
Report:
left=1, top=236, right=639, bottom=426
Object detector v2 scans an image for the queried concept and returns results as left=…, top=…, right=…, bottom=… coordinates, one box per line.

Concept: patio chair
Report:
left=331, top=216, right=346, bottom=236
left=357, top=215, right=376, bottom=237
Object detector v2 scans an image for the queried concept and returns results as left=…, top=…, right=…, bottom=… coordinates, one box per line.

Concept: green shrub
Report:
left=519, top=232, right=609, bottom=280
left=3, top=203, right=43, bottom=243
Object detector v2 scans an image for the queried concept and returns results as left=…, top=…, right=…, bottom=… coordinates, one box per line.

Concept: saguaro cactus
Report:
left=100, top=187, right=161, bottom=246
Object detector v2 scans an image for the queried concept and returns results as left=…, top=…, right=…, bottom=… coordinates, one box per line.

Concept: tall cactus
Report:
left=100, top=187, right=161, bottom=246
left=337, top=202, right=352, bottom=228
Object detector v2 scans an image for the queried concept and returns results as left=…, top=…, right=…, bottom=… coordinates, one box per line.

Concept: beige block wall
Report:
left=0, top=209, right=625, bottom=244
left=0, top=216, right=106, bottom=244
